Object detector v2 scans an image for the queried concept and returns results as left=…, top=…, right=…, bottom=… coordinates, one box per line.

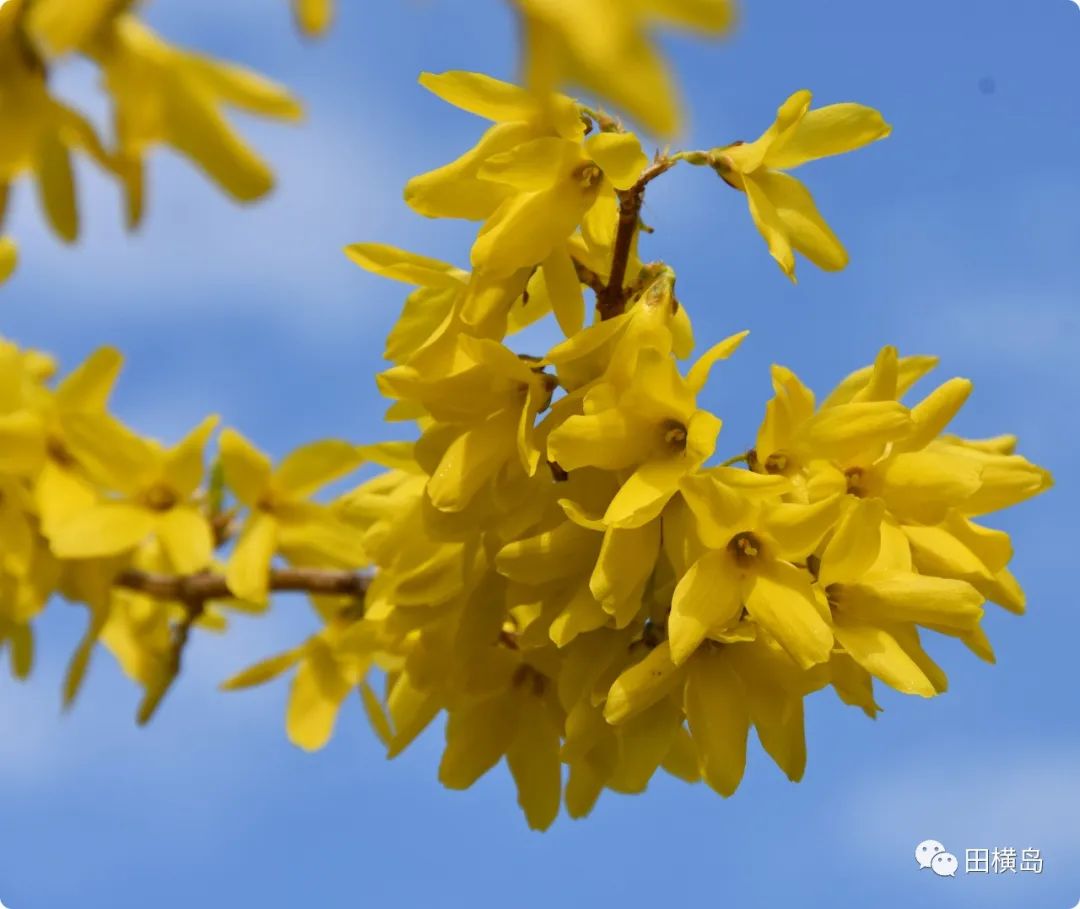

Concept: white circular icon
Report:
left=915, top=839, right=946, bottom=869
left=932, top=852, right=959, bottom=877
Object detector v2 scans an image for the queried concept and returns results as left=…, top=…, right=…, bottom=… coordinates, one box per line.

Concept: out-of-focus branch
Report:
left=115, top=567, right=369, bottom=602
left=116, top=567, right=369, bottom=725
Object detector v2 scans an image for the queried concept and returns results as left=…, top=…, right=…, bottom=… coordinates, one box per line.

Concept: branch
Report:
left=120, top=567, right=369, bottom=725
left=115, top=567, right=369, bottom=602
left=597, top=158, right=678, bottom=320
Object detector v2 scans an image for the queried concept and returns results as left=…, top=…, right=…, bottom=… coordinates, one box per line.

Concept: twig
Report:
left=119, top=567, right=369, bottom=725
left=115, top=567, right=370, bottom=602
left=597, top=158, right=678, bottom=320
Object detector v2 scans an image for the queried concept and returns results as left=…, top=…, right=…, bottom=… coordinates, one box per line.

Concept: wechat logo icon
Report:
left=916, top=839, right=959, bottom=877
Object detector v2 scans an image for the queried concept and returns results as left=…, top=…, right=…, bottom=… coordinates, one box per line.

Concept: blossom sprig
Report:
left=0, top=0, right=307, bottom=282
left=0, top=4, right=1055, bottom=834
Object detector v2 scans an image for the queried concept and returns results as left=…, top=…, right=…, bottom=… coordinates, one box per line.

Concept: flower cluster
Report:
left=0, top=337, right=371, bottom=719
left=0, top=0, right=308, bottom=280
left=0, top=2, right=1055, bottom=831
left=224, top=74, right=1046, bottom=828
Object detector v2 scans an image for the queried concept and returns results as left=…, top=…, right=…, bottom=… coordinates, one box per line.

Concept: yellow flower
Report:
left=47, top=414, right=219, bottom=574
left=470, top=127, right=647, bottom=279
left=711, top=90, right=891, bottom=280
left=25, top=0, right=119, bottom=57
left=548, top=331, right=746, bottom=528
left=817, top=497, right=981, bottom=699
left=0, top=20, right=112, bottom=242
left=412, top=338, right=557, bottom=512
left=292, top=0, right=334, bottom=36
left=405, top=71, right=585, bottom=222
left=512, top=0, right=735, bottom=138
left=222, top=617, right=381, bottom=752
left=219, top=429, right=366, bottom=603
left=437, top=644, right=564, bottom=831
left=672, top=470, right=842, bottom=668
left=94, top=15, right=303, bottom=225
left=30, top=346, right=124, bottom=539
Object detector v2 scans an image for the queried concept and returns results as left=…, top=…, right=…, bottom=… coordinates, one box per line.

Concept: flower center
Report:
left=845, top=467, right=866, bottom=497
left=142, top=483, right=178, bottom=511
left=574, top=162, right=603, bottom=188
left=728, top=531, right=762, bottom=567
left=661, top=418, right=688, bottom=453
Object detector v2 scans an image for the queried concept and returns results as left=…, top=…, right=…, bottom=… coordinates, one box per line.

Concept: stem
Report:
left=123, top=566, right=368, bottom=725
left=116, top=567, right=369, bottom=602
left=597, top=158, right=679, bottom=320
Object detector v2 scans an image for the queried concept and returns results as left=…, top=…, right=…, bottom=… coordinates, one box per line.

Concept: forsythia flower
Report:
left=219, top=430, right=366, bottom=604
left=0, top=7, right=112, bottom=242
left=95, top=16, right=303, bottom=225
left=0, top=0, right=311, bottom=276
left=48, top=414, right=220, bottom=574
left=293, top=0, right=334, bottom=36
left=512, top=0, right=735, bottom=137
left=710, top=90, right=891, bottom=280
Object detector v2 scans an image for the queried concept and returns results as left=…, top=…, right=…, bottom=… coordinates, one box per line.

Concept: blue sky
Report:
left=2, top=0, right=1079, bottom=906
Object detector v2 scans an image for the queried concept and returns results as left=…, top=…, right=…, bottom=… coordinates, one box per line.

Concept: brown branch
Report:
left=596, top=158, right=678, bottom=321
left=121, top=567, right=369, bottom=725
left=115, top=567, right=370, bottom=602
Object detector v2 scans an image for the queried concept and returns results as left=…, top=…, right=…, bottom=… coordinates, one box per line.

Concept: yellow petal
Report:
left=405, top=122, right=534, bottom=220
left=604, top=641, right=684, bottom=724
left=798, top=401, right=911, bottom=462
left=819, top=498, right=885, bottom=588
left=584, top=132, right=648, bottom=191
left=479, top=137, right=581, bottom=191
left=419, top=71, right=541, bottom=123
left=287, top=639, right=352, bottom=751
left=832, top=571, right=984, bottom=632
left=833, top=621, right=937, bottom=698
left=49, top=503, right=155, bottom=559
left=686, top=331, right=749, bottom=394
left=506, top=691, right=563, bottom=831
left=670, top=550, right=742, bottom=665
left=542, top=245, right=586, bottom=337
left=344, top=243, right=467, bottom=289
left=54, top=347, right=124, bottom=412
left=157, top=507, right=214, bottom=575
left=36, top=130, right=79, bottom=243
left=744, top=561, right=833, bottom=669
left=163, top=415, right=220, bottom=498
left=439, top=694, right=519, bottom=789
left=293, top=0, right=333, bottom=35
left=605, top=456, right=691, bottom=529
left=743, top=174, right=795, bottom=280
left=274, top=440, right=363, bottom=498
left=218, top=428, right=273, bottom=507
left=225, top=513, right=279, bottom=604
left=685, top=648, right=749, bottom=798
left=590, top=521, right=661, bottom=626
left=767, top=103, right=891, bottom=170
left=0, top=237, right=18, bottom=284
left=426, top=413, right=517, bottom=513
left=220, top=648, right=302, bottom=690
left=753, top=171, right=848, bottom=272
